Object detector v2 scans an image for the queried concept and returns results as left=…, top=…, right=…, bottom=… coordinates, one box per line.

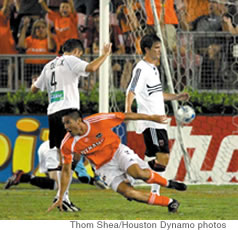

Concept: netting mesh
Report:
left=112, top=0, right=238, bottom=183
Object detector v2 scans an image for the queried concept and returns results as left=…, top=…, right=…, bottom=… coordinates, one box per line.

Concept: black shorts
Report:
left=143, top=128, right=170, bottom=157
left=48, top=109, right=77, bottom=149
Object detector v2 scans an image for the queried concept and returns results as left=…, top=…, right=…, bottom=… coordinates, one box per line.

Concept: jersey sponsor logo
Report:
left=80, top=138, right=104, bottom=155
left=146, top=83, right=162, bottom=96
left=50, top=90, right=64, bottom=103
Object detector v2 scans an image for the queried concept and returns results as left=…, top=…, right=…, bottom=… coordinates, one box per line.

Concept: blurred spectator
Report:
left=14, top=0, right=44, bottom=43
left=0, top=0, right=17, bottom=54
left=73, top=0, right=98, bottom=16
left=175, top=0, right=209, bottom=27
left=221, top=0, right=238, bottom=89
left=39, top=0, right=79, bottom=53
left=17, top=17, right=56, bottom=86
left=145, top=0, right=178, bottom=53
left=189, top=0, right=225, bottom=88
left=85, top=9, right=125, bottom=55
left=116, top=0, right=145, bottom=54
left=0, top=0, right=18, bottom=89
left=223, top=0, right=238, bottom=35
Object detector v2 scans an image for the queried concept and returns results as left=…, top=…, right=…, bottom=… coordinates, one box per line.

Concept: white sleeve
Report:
left=34, top=67, right=47, bottom=91
left=127, top=66, right=144, bottom=95
left=67, top=56, right=89, bottom=77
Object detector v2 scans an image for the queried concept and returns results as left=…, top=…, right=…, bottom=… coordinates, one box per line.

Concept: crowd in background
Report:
left=0, top=0, right=238, bottom=89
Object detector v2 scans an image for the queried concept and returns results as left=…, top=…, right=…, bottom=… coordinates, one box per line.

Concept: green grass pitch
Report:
left=0, top=183, right=238, bottom=220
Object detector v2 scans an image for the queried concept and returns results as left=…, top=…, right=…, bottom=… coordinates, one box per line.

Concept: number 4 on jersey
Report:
left=51, top=71, right=57, bottom=87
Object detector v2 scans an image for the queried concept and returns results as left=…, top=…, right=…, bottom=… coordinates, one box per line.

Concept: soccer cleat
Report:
left=4, top=170, right=24, bottom=189
left=69, top=202, right=81, bottom=212
left=53, top=199, right=81, bottom=212
left=93, top=176, right=109, bottom=189
left=167, top=180, right=187, bottom=191
left=168, top=199, right=180, bottom=213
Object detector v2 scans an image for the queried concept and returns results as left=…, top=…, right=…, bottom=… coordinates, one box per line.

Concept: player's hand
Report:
left=152, top=115, right=168, bottom=124
left=102, top=43, right=112, bottom=56
left=177, top=92, right=190, bottom=101
left=47, top=198, right=63, bottom=213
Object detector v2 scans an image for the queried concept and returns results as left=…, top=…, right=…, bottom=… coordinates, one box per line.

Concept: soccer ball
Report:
left=176, top=105, right=196, bottom=124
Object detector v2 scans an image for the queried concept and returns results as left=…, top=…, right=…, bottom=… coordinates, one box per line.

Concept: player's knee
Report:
left=128, top=166, right=145, bottom=180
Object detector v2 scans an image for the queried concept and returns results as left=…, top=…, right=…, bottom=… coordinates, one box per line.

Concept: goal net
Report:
left=109, top=0, right=238, bottom=184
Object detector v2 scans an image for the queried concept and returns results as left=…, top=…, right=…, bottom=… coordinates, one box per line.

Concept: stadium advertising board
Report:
left=0, top=115, right=237, bottom=184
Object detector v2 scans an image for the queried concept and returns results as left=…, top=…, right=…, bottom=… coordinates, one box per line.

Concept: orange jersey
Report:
left=184, top=0, right=209, bottom=23
left=61, top=112, right=125, bottom=169
left=25, top=36, right=56, bottom=64
left=145, top=0, right=178, bottom=25
left=48, top=10, right=79, bottom=47
left=0, top=11, right=17, bottom=54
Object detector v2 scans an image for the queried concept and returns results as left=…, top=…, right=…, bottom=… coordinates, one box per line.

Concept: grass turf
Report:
left=0, top=183, right=237, bottom=220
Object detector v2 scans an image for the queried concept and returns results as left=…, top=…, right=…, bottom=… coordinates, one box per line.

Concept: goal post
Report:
left=99, top=0, right=110, bottom=113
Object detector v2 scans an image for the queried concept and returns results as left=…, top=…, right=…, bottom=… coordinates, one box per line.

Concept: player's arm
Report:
left=85, top=43, right=112, bottom=72
left=163, top=92, right=189, bottom=101
left=17, top=16, right=30, bottom=50
left=38, top=0, right=51, bottom=13
left=124, top=112, right=167, bottom=124
left=125, top=90, right=135, bottom=112
left=31, top=76, right=40, bottom=93
left=47, top=161, right=72, bottom=212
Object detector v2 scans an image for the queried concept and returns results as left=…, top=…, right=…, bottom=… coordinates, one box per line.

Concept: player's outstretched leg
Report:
left=145, top=169, right=187, bottom=191
left=117, top=181, right=181, bottom=213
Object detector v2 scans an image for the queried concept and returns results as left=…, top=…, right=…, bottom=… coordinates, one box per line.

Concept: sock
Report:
left=55, top=170, right=73, bottom=203
left=146, top=169, right=168, bottom=187
left=148, top=192, right=171, bottom=206
left=19, top=173, right=31, bottom=183
left=30, top=176, right=55, bottom=189
left=63, top=170, right=73, bottom=203
left=151, top=171, right=165, bottom=195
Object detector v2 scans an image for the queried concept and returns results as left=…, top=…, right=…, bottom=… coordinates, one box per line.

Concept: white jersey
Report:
left=34, top=55, right=89, bottom=115
left=127, top=59, right=167, bottom=133
left=38, top=140, right=59, bottom=173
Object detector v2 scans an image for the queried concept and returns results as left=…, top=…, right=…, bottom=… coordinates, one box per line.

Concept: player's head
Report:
left=62, top=39, right=85, bottom=56
left=140, top=34, right=161, bottom=55
left=62, top=109, right=85, bottom=136
left=59, top=0, right=72, bottom=17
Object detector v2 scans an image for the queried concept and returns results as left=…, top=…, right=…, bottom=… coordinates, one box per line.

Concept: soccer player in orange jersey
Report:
left=48, top=110, right=187, bottom=213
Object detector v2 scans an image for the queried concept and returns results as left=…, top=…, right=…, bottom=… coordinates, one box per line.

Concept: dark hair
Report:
left=62, top=39, right=85, bottom=54
left=63, top=109, right=83, bottom=121
left=140, top=34, right=161, bottom=55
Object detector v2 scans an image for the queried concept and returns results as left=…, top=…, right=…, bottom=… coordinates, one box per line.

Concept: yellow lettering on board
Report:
left=13, top=118, right=40, bottom=173
left=12, top=135, right=37, bottom=173
left=40, top=128, right=49, bottom=141
left=0, top=134, right=11, bottom=168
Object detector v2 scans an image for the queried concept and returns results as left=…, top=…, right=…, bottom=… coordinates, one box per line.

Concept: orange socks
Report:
left=146, top=169, right=168, bottom=187
left=148, top=192, right=170, bottom=206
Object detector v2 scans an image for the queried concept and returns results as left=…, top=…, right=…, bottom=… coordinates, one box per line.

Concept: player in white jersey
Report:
left=30, top=38, right=111, bottom=211
left=126, top=34, right=189, bottom=195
